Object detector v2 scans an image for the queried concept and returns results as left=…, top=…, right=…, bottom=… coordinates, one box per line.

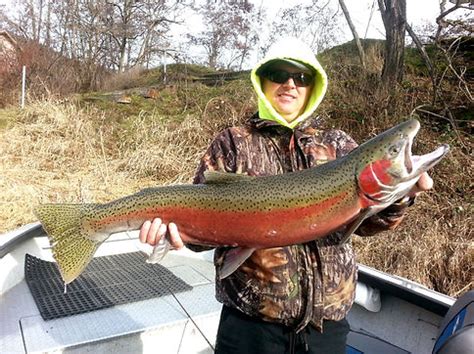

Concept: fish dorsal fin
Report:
left=203, top=171, right=254, bottom=184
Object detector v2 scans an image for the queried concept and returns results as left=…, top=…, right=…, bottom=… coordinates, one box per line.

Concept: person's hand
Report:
left=139, top=218, right=184, bottom=250
left=407, top=172, right=433, bottom=198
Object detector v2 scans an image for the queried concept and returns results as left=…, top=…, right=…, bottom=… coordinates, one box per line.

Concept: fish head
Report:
left=355, top=119, right=449, bottom=206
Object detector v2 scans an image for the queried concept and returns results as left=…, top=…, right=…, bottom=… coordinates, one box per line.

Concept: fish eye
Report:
left=389, top=145, right=401, bottom=155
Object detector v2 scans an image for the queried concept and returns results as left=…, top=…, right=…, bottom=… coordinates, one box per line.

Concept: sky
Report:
left=254, top=0, right=455, bottom=44
left=1, top=0, right=470, bottom=67
left=173, top=0, right=461, bottom=65
left=0, top=0, right=451, bottom=40
left=332, top=0, right=442, bottom=38
left=169, top=0, right=453, bottom=65
left=241, top=0, right=455, bottom=66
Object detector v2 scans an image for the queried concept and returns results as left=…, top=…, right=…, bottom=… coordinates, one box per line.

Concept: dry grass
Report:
left=320, top=48, right=473, bottom=297
left=353, top=173, right=473, bottom=297
left=0, top=73, right=471, bottom=298
left=117, top=111, right=208, bottom=183
left=101, top=66, right=146, bottom=91
left=0, top=87, right=253, bottom=232
left=0, top=101, right=146, bottom=230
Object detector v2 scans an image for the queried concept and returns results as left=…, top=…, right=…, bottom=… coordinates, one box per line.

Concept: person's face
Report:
left=261, top=64, right=313, bottom=123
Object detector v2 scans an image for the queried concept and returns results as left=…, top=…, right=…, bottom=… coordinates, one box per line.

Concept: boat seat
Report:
left=432, top=289, right=474, bottom=354
left=346, top=330, right=409, bottom=354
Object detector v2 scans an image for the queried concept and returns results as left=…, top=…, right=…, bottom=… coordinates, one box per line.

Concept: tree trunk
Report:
left=378, top=0, right=406, bottom=86
left=405, top=23, right=435, bottom=84
left=45, top=0, right=51, bottom=47
left=208, top=40, right=219, bottom=69
left=118, top=38, right=127, bottom=72
left=27, top=0, right=37, bottom=41
left=37, top=0, right=44, bottom=42
left=339, top=0, right=366, bottom=69
left=136, top=20, right=160, bottom=66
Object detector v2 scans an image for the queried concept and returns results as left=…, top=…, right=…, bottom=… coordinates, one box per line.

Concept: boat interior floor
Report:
left=1, top=226, right=459, bottom=354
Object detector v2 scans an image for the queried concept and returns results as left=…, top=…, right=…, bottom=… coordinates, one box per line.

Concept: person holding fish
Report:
left=138, top=37, right=433, bottom=354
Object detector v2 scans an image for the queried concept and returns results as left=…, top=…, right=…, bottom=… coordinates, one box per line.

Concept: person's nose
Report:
left=282, top=77, right=296, bottom=88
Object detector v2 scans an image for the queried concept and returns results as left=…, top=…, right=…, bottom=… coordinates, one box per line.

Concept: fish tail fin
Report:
left=34, top=203, right=101, bottom=284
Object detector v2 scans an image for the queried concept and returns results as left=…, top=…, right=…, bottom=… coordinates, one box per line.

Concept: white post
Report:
left=21, top=65, right=26, bottom=108
left=163, top=52, right=167, bottom=84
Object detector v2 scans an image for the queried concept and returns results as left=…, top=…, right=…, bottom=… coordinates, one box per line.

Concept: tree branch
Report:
left=338, top=0, right=366, bottom=68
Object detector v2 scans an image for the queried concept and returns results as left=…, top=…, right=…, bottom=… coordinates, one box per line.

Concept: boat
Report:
left=1, top=222, right=472, bottom=353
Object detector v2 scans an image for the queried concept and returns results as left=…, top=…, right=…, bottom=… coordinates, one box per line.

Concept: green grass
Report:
left=80, top=77, right=253, bottom=123
left=132, top=64, right=220, bottom=87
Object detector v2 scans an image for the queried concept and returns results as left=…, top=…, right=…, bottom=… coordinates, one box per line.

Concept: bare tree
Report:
left=2, top=0, right=40, bottom=40
left=267, top=1, right=343, bottom=55
left=338, top=0, right=366, bottom=68
left=100, top=1, right=178, bottom=72
left=99, top=0, right=182, bottom=72
left=2, top=0, right=183, bottom=71
left=407, top=1, right=472, bottom=146
left=0, top=0, right=184, bottom=90
left=188, top=0, right=260, bottom=70
left=377, top=0, right=407, bottom=86
left=407, top=0, right=472, bottom=105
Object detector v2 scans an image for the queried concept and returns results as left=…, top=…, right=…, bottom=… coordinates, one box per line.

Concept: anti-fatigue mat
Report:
left=25, top=252, right=193, bottom=320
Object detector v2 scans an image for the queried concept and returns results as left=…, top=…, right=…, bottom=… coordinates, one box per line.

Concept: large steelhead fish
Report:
left=35, top=119, right=449, bottom=284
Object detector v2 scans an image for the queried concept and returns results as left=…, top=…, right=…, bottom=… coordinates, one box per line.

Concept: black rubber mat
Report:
left=25, top=252, right=193, bottom=320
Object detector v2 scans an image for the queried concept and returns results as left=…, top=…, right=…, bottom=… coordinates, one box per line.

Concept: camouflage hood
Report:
left=250, top=37, right=328, bottom=130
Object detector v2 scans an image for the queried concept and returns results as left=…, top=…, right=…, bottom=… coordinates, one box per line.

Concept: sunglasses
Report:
left=262, top=70, right=314, bottom=87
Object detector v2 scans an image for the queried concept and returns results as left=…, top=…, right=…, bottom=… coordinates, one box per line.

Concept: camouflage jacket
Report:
left=191, top=114, right=409, bottom=332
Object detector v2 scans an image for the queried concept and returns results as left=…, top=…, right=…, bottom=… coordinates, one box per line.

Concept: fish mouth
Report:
left=401, top=119, right=420, bottom=175
left=402, top=120, right=449, bottom=179
left=410, top=144, right=450, bottom=177
left=404, top=132, right=414, bottom=174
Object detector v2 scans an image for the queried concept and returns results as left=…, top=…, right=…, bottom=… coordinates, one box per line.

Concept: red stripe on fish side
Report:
left=92, top=191, right=353, bottom=247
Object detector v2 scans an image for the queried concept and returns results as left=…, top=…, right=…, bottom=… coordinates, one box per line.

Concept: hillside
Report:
left=0, top=40, right=472, bottom=298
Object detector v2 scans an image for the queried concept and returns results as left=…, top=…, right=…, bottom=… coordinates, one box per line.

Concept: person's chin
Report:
left=276, top=104, right=296, bottom=116
left=277, top=110, right=298, bottom=122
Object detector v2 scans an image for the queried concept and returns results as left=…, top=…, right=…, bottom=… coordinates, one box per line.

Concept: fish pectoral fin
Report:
left=219, top=247, right=255, bottom=279
left=340, top=204, right=389, bottom=243
left=340, top=207, right=374, bottom=244
left=146, top=236, right=171, bottom=264
left=203, top=171, right=255, bottom=184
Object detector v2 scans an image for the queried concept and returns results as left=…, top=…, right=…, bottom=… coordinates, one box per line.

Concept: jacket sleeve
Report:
left=186, top=129, right=237, bottom=252
left=330, top=129, right=413, bottom=237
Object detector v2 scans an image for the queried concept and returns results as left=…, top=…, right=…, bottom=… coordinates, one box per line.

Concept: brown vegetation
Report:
left=0, top=39, right=110, bottom=108
left=0, top=48, right=472, bottom=298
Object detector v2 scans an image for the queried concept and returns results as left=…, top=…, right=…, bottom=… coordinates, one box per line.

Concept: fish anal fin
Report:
left=219, top=247, right=255, bottom=279
left=203, top=171, right=254, bottom=184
